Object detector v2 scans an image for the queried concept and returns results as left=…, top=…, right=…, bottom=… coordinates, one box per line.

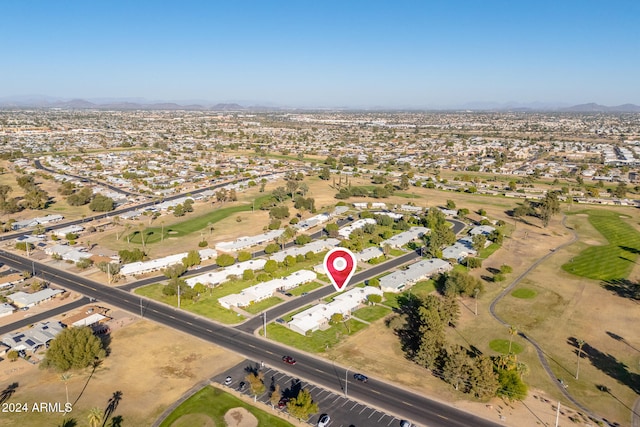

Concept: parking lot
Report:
left=214, top=359, right=410, bottom=427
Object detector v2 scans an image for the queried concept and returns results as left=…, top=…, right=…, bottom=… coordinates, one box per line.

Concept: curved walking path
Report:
left=488, top=215, right=609, bottom=426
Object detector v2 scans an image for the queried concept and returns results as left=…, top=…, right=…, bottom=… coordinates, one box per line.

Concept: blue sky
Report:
left=2, top=1, right=639, bottom=108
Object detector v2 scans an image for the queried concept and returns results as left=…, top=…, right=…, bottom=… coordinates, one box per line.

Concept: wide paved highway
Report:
left=0, top=249, right=499, bottom=427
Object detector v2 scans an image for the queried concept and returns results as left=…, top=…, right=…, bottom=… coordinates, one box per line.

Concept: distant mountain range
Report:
left=0, top=96, right=638, bottom=112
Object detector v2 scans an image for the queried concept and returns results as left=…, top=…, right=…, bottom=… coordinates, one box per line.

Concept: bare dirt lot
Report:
left=0, top=314, right=242, bottom=427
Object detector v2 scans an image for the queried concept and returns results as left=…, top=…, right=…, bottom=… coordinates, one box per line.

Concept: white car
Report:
left=317, top=414, right=330, bottom=427
left=224, top=376, right=232, bottom=386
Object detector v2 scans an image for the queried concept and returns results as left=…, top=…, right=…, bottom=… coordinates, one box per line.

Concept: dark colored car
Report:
left=278, top=397, right=290, bottom=409
left=282, top=355, right=296, bottom=365
left=353, top=373, right=368, bottom=383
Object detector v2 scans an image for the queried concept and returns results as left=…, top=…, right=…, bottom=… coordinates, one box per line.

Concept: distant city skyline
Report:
left=3, top=1, right=639, bottom=108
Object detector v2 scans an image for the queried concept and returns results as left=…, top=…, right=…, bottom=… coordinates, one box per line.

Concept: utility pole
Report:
left=177, top=283, right=181, bottom=309
left=263, top=312, right=267, bottom=338
left=345, top=366, right=352, bottom=397
left=555, top=402, right=560, bottom=427
left=474, top=287, right=480, bottom=316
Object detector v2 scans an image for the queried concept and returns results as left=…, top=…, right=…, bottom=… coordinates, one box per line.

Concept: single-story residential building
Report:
left=7, top=288, right=64, bottom=308
left=442, top=238, right=477, bottom=262
left=0, top=303, right=16, bottom=318
left=288, top=286, right=382, bottom=335
left=53, top=225, right=85, bottom=238
left=1, top=321, right=65, bottom=353
left=269, top=239, right=339, bottom=263
left=120, top=248, right=218, bottom=276
left=356, top=246, right=384, bottom=262
left=185, top=259, right=267, bottom=288
left=380, top=227, right=429, bottom=248
left=469, top=225, right=496, bottom=236
left=338, top=218, right=376, bottom=239
left=215, top=229, right=285, bottom=252
left=45, top=244, right=90, bottom=262
left=219, top=270, right=317, bottom=309
left=379, top=259, right=452, bottom=293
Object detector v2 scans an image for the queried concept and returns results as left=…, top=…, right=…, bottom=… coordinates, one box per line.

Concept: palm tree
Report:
left=60, top=373, right=71, bottom=406
left=87, top=407, right=102, bottom=427
left=508, top=325, right=518, bottom=353
left=576, top=339, right=585, bottom=380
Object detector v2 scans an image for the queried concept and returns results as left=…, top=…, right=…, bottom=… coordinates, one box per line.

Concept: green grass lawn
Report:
left=511, top=288, right=537, bottom=299
left=243, top=296, right=283, bottom=314
left=263, top=319, right=367, bottom=352
left=287, top=281, right=324, bottom=296
left=352, top=305, right=392, bottom=322
left=159, top=385, right=295, bottom=427
left=135, top=283, right=244, bottom=324
left=489, top=339, right=524, bottom=355
left=562, top=210, right=640, bottom=281
left=394, top=192, right=421, bottom=199
left=478, top=242, right=501, bottom=259
left=126, top=202, right=255, bottom=244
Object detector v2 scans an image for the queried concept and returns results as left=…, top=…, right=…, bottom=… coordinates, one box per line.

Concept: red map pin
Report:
left=323, top=248, right=357, bottom=292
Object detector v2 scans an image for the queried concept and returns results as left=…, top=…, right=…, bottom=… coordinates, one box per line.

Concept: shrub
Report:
left=198, top=240, right=208, bottom=247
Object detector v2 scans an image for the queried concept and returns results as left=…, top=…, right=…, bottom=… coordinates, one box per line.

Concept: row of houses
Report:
left=185, top=259, right=267, bottom=288
left=215, top=229, right=285, bottom=252
left=379, top=258, right=453, bottom=293
left=219, top=270, right=317, bottom=309
left=11, top=214, right=64, bottom=231
left=268, top=238, right=340, bottom=263
left=119, top=248, right=217, bottom=276
left=288, top=286, right=382, bottom=335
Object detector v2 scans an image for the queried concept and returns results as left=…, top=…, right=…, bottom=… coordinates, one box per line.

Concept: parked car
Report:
left=224, top=376, right=232, bottom=386
left=282, top=355, right=296, bottom=365
left=238, top=381, right=246, bottom=391
left=353, top=373, right=368, bottom=383
left=278, top=397, right=290, bottom=409
left=318, top=414, right=331, bottom=427
left=400, top=421, right=412, bottom=427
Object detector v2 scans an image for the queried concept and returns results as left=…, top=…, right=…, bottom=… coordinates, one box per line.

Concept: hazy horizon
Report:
left=2, top=1, right=639, bottom=108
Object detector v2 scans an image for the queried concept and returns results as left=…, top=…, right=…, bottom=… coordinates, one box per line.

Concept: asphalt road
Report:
left=0, top=250, right=501, bottom=427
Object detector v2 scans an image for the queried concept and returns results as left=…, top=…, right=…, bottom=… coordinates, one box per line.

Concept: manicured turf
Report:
left=243, top=296, right=283, bottom=314
left=352, top=305, right=392, bottom=322
left=562, top=210, right=640, bottom=281
left=287, top=281, right=323, bottom=296
left=264, top=319, right=368, bottom=352
left=126, top=198, right=273, bottom=244
left=158, top=385, right=295, bottom=427
left=489, top=339, right=524, bottom=355
left=511, top=288, right=537, bottom=299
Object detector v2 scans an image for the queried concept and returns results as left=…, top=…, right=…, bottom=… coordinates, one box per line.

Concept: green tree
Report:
left=237, top=251, right=252, bottom=262
left=7, top=350, right=19, bottom=362
left=286, top=388, right=318, bottom=420
left=43, top=327, right=106, bottom=372
left=243, top=269, right=255, bottom=280
left=442, top=345, right=471, bottom=391
left=216, top=253, right=235, bottom=267
left=319, top=167, right=331, bottom=180
left=182, top=250, right=201, bottom=268
left=89, top=194, right=115, bottom=212
left=246, top=371, right=266, bottom=396
left=446, top=199, right=456, bottom=209
left=497, top=369, right=528, bottom=400
left=471, top=234, right=487, bottom=252
left=263, top=259, right=278, bottom=274
left=368, top=277, right=380, bottom=288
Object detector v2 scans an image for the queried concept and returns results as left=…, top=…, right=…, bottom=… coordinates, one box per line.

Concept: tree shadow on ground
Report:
left=72, top=360, right=102, bottom=406
left=102, top=390, right=122, bottom=426
left=619, top=245, right=640, bottom=255
left=568, top=338, right=640, bottom=394
left=58, top=418, right=77, bottom=427
left=486, top=267, right=500, bottom=275
left=602, top=278, right=640, bottom=301
left=282, top=378, right=302, bottom=399
left=606, top=331, right=640, bottom=353
left=0, top=382, right=18, bottom=404
left=107, top=415, right=123, bottom=427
